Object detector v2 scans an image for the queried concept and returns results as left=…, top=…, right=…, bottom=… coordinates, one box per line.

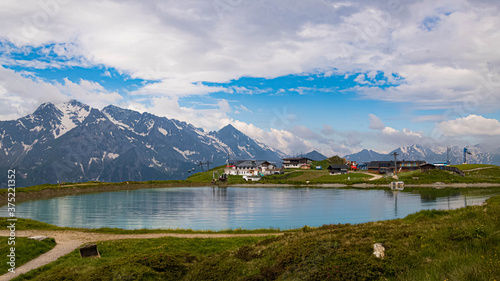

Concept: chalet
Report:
left=367, top=160, right=426, bottom=174
left=419, top=163, right=436, bottom=172
left=328, top=165, right=349, bottom=175
left=282, top=157, right=313, bottom=169
left=224, top=160, right=281, bottom=176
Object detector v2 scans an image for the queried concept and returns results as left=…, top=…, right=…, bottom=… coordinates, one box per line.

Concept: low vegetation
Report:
left=310, top=172, right=373, bottom=183
left=0, top=218, right=286, bottom=235
left=311, top=155, right=345, bottom=170
left=450, top=164, right=496, bottom=171
left=0, top=237, right=56, bottom=275
left=14, top=236, right=269, bottom=281
left=371, top=166, right=500, bottom=185
left=12, top=196, right=500, bottom=280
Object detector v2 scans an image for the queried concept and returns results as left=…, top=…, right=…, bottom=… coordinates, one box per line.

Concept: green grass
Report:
left=370, top=167, right=500, bottom=185
left=14, top=236, right=270, bottom=281
left=0, top=218, right=68, bottom=231
left=13, top=196, right=500, bottom=280
left=450, top=164, right=496, bottom=170
left=311, top=172, right=373, bottom=183
left=0, top=218, right=286, bottom=235
left=262, top=171, right=304, bottom=181
left=185, top=165, right=249, bottom=184
left=184, top=165, right=224, bottom=183
left=0, top=237, right=56, bottom=275
left=0, top=179, right=187, bottom=196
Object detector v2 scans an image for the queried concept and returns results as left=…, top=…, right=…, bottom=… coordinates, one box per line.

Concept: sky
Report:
left=1, top=0, right=500, bottom=156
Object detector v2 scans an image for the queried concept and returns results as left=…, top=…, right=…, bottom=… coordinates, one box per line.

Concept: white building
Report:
left=224, top=160, right=282, bottom=176
left=281, top=157, right=313, bottom=169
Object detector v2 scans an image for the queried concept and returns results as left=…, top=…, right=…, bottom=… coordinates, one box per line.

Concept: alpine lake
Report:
left=3, top=186, right=500, bottom=231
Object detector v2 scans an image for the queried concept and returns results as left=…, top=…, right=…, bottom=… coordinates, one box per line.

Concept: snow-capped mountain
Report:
left=209, top=124, right=285, bottom=163
left=0, top=100, right=285, bottom=187
left=344, top=144, right=500, bottom=165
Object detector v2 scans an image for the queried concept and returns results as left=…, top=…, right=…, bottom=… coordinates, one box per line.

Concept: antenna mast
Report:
left=390, top=152, right=399, bottom=175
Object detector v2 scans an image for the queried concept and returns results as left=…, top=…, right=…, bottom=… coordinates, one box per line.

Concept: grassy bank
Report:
left=12, top=196, right=500, bottom=280
left=0, top=218, right=286, bottom=235
left=0, top=237, right=56, bottom=275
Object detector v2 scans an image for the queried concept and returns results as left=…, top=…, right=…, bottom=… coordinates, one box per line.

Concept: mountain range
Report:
left=2, top=100, right=499, bottom=187
left=0, top=100, right=285, bottom=187
left=344, top=144, right=500, bottom=165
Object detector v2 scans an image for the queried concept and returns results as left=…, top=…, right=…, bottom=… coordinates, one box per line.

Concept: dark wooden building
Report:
left=282, top=157, right=313, bottom=169
left=419, top=163, right=436, bottom=172
left=328, top=165, right=349, bottom=175
left=367, top=160, right=426, bottom=174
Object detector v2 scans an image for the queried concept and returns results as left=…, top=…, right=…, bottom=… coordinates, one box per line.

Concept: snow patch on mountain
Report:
left=53, top=101, right=91, bottom=138
left=107, top=152, right=119, bottom=159
left=172, top=120, right=183, bottom=130
left=158, top=127, right=169, bottom=136
left=173, top=147, right=197, bottom=159
left=152, top=157, right=162, bottom=167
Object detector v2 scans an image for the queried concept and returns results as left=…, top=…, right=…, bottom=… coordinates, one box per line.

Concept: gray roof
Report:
left=229, top=160, right=272, bottom=168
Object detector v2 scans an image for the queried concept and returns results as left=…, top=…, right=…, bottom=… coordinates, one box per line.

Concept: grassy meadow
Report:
left=10, top=195, right=500, bottom=280
left=0, top=237, right=56, bottom=275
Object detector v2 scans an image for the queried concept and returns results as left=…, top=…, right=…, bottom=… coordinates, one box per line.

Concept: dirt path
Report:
left=360, top=172, right=383, bottom=181
left=463, top=166, right=495, bottom=172
left=0, top=230, right=283, bottom=281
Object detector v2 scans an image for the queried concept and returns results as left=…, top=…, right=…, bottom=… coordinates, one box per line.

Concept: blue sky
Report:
left=1, top=0, right=500, bottom=156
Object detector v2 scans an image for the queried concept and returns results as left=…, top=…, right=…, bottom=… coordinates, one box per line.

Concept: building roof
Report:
left=282, top=157, right=313, bottom=161
left=227, top=160, right=273, bottom=168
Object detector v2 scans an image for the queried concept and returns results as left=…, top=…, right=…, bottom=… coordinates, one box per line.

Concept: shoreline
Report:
left=1, top=181, right=500, bottom=207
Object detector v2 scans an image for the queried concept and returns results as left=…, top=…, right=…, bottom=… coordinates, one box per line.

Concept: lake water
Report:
left=4, top=187, right=499, bottom=230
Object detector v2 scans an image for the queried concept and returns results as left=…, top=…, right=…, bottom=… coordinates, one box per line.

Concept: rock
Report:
left=373, top=243, right=385, bottom=259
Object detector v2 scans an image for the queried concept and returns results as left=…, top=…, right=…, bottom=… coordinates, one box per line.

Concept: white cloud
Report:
left=125, top=96, right=232, bottom=132
left=234, top=104, right=252, bottom=114
left=367, top=126, right=427, bottom=148
left=368, top=114, right=385, bottom=130
left=354, top=74, right=370, bottom=85
left=58, top=78, right=123, bottom=109
left=0, top=65, right=123, bottom=120
left=231, top=121, right=342, bottom=157
left=1, top=0, right=500, bottom=154
left=320, top=124, right=335, bottom=136
left=436, top=115, right=500, bottom=136
left=1, top=0, right=499, bottom=110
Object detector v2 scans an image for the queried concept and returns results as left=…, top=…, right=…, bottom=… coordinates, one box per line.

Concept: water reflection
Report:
left=2, top=187, right=499, bottom=231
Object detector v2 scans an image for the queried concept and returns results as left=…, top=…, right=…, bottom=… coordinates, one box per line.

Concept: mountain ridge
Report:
left=0, top=100, right=286, bottom=187
left=344, top=144, right=500, bottom=165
